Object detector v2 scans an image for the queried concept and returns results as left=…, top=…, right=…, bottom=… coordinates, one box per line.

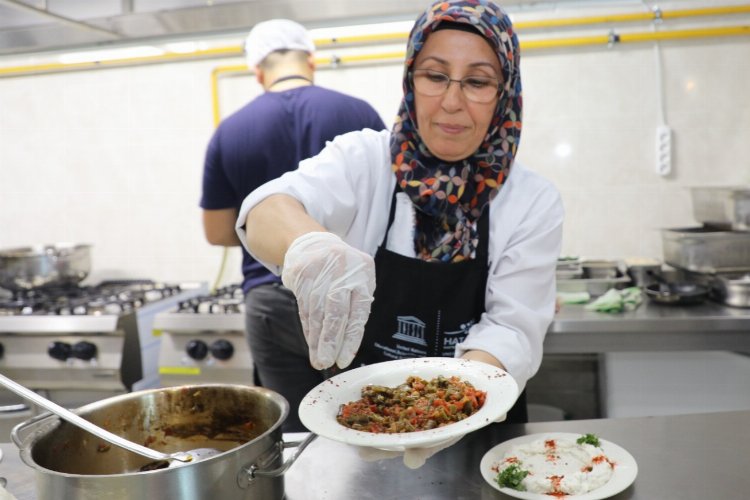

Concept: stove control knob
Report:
left=186, top=340, right=209, bottom=360
left=48, top=341, right=72, bottom=361
left=72, top=341, right=98, bottom=361
left=210, top=340, right=234, bottom=361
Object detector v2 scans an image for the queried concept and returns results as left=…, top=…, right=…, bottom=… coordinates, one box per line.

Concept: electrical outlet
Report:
left=655, top=125, right=672, bottom=176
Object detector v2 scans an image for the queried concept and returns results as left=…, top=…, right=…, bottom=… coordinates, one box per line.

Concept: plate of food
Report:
left=480, top=432, right=638, bottom=499
left=298, top=357, right=518, bottom=451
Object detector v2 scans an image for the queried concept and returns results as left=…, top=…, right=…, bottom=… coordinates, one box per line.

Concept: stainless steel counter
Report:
left=546, top=301, right=750, bottom=353
left=2, top=410, right=748, bottom=499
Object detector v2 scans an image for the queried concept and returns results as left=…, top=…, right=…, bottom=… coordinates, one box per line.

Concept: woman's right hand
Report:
left=281, top=232, right=376, bottom=370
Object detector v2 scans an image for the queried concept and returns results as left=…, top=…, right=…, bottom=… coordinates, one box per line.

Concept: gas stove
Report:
left=0, top=280, right=207, bottom=434
left=153, top=284, right=253, bottom=387
left=0, top=280, right=185, bottom=316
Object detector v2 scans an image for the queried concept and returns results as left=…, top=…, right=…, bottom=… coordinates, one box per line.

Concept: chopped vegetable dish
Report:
left=336, top=375, right=486, bottom=433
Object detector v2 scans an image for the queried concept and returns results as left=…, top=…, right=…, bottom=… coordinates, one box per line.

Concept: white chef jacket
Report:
left=237, top=128, right=564, bottom=392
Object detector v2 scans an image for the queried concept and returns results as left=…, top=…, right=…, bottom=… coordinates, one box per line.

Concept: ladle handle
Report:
left=0, top=373, right=167, bottom=461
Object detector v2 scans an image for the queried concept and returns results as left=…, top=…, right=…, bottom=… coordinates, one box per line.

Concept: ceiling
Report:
left=0, top=0, right=619, bottom=56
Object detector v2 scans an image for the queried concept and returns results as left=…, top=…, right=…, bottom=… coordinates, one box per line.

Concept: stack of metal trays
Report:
left=662, top=227, right=750, bottom=274
left=556, top=258, right=630, bottom=296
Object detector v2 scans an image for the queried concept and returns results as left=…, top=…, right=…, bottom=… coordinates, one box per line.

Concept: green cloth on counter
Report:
left=584, top=287, right=643, bottom=313
left=557, top=291, right=591, bottom=304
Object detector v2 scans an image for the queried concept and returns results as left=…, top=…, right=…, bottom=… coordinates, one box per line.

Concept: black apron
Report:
left=353, top=188, right=527, bottom=423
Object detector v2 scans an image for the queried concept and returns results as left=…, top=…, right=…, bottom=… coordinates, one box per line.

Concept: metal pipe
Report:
left=513, top=4, right=750, bottom=30
left=0, top=0, right=122, bottom=39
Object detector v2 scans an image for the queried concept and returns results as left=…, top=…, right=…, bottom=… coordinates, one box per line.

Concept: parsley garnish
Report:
left=576, top=433, right=601, bottom=447
left=496, top=463, right=529, bottom=491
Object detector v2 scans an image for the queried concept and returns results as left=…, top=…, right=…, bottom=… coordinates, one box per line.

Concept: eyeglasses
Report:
left=411, top=69, right=501, bottom=104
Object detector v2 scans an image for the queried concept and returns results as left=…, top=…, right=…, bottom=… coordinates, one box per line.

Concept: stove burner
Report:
left=177, top=284, right=245, bottom=314
left=0, top=280, right=183, bottom=316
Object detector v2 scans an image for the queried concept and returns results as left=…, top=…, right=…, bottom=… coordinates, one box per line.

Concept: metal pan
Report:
left=644, top=282, right=709, bottom=306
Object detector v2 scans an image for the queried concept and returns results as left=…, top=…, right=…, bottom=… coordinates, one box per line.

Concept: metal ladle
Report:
left=0, top=373, right=219, bottom=469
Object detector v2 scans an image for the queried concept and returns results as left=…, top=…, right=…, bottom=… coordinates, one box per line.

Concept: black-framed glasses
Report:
left=411, top=69, right=501, bottom=104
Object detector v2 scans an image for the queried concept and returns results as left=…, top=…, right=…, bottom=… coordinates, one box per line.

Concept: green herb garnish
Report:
left=496, top=463, right=529, bottom=491
left=576, top=433, right=601, bottom=447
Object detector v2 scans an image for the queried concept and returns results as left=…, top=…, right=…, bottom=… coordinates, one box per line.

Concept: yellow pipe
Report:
left=521, top=25, right=750, bottom=50
left=1, top=3, right=750, bottom=77
left=514, top=4, right=750, bottom=30
left=620, top=25, right=750, bottom=42
left=661, top=5, right=750, bottom=20
left=0, top=46, right=243, bottom=77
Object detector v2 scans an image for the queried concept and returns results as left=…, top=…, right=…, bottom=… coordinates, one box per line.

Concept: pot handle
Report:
left=240, top=432, right=318, bottom=485
left=0, top=403, right=29, bottom=414
left=10, top=411, right=55, bottom=449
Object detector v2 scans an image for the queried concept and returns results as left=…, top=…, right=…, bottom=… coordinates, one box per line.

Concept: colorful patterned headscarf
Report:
left=391, top=0, right=522, bottom=262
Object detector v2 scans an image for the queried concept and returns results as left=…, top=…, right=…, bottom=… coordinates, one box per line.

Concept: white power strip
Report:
left=655, top=125, right=672, bottom=176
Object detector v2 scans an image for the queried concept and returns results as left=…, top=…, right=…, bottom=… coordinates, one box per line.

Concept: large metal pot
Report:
left=710, top=274, right=750, bottom=308
left=0, top=243, right=91, bottom=290
left=11, top=384, right=315, bottom=500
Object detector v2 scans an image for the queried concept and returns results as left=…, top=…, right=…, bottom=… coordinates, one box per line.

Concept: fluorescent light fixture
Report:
left=58, top=46, right=165, bottom=64
left=164, top=41, right=208, bottom=54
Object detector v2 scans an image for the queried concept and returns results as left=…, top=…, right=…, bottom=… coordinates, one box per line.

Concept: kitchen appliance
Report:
left=690, top=186, right=750, bottom=231
left=0, top=243, right=91, bottom=291
left=0, top=280, right=207, bottom=437
left=662, top=226, right=750, bottom=274
left=11, top=384, right=316, bottom=500
left=154, top=284, right=254, bottom=388
left=708, top=273, right=750, bottom=308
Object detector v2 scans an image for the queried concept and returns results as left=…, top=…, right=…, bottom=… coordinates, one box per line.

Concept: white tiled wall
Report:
left=1, top=1, right=749, bottom=286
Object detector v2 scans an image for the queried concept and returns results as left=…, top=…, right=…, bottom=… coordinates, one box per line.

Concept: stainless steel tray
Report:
left=557, top=274, right=631, bottom=297
left=662, top=227, right=750, bottom=273
left=690, top=186, right=750, bottom=231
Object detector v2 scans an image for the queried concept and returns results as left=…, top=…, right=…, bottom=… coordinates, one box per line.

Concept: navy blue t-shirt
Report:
left=201, top=85, right=386, bottom=293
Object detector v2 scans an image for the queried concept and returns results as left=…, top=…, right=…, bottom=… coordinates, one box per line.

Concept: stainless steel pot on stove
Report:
left=11, top=384, right=316, bottom=500
left=0, top=243, right=91, bottom=290
left=710, top=274, right=750, bottom=308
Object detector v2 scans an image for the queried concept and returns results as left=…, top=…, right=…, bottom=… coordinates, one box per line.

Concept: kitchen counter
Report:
left=546, top=301, right=750, bottom=353
left=1, top=410, right=748, bottom=499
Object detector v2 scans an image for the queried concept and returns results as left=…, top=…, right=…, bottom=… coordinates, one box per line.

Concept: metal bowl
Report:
left=711, top=274, right=750, bottom=308
left=0, top=243, right=91, bottom=290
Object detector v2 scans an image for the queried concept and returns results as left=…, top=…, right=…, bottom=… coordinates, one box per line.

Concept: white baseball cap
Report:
left=244, top=19, right=315, bottom=68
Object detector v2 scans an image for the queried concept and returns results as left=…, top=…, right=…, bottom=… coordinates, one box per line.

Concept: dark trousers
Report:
left=244, top=283, right=325, bottom=432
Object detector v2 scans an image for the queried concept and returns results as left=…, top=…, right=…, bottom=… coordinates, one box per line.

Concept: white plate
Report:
left=480, top=432, right=638, bottom=500
left=298, top=357, right=518, bottom=451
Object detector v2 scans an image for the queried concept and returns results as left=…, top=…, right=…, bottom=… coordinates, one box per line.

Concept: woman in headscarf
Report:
left=238, top=0, right=563, bottom=429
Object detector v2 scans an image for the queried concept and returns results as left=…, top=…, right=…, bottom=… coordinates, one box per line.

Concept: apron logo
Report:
left=391, top=315, right=427, bottom=346
left=442, top=320, right=474, bottom=348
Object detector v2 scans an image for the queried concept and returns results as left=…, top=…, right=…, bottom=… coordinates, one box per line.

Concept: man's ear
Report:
left=255, top=66, right=265, bottom=86
left=307, top=54, right=315, bottom=71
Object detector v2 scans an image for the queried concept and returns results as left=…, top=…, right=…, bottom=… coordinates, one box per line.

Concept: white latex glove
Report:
left=357, top=435, right=464, bottom=469
left=281, top=232, right=376, bottom=370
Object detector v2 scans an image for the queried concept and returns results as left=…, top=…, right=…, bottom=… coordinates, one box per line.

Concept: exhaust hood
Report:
left=0, top=0, right=435, bottom=56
